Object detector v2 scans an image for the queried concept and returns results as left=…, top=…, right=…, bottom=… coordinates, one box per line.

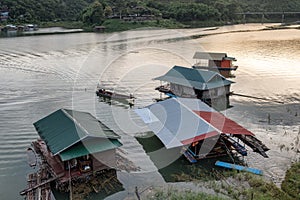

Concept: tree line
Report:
left=1, top=0, right=300, bottom=26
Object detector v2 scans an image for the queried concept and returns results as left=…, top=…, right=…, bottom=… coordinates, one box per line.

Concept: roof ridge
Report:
left=175, top=98, right=222, bottom=135
left=62, top=109, right=91, bottom=137
left=63, top=109, right=120, bottom=139
left=51, top=109, right=90, bottom=155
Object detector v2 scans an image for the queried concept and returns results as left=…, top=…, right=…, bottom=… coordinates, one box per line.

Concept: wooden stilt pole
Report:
left=68, top=161, right=72, bottom=200
left=135, top=186, right=141, bottom=200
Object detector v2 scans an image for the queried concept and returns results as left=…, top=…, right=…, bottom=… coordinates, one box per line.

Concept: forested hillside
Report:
left=0, top=0, right=94, bottom=22
left=1, top=0, right=300, bottom=27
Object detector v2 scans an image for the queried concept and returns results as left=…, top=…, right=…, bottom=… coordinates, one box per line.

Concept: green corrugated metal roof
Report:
left=59, top=138, right=122, bottom=161
left=33, top=109, right=121, bottom=156
left=154, top=66, right=234, bottom=90
left=64, top=109, right=119, bottom=138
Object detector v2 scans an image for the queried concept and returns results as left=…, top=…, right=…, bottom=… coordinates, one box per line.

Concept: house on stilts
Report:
left=20, top=109, right=123, bottom=199
left=192, top=52, right=238, bottom=78
left=135, top=98, right=269, bottom=164
left=154, top=65, right=234, bottom=109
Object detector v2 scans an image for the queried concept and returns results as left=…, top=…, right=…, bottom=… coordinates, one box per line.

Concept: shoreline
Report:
left=1, top=22, right=299, bottom=39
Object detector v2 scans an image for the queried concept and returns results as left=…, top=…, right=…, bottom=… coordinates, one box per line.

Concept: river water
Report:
left=0, top=24, right=299, bottom=199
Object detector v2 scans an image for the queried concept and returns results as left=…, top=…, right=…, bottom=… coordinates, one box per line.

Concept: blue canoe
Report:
left=215, top=161, right=263, bottom=175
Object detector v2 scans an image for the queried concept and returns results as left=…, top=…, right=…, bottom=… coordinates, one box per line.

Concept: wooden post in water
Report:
left=37, top=173, right=41, bottom=200
left=135, top=186, right=141, bottom=200
left=68, top=161, right=72, bottom=200
left=261, top=13, right=265, bottom=24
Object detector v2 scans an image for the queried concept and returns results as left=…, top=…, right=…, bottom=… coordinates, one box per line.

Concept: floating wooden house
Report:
left=154, top=65, right=234, bottom=109
left=20, top=109, right=123, bottom=199
left=135, top=98, right=269, bottom=163
left=192, top=52, right=238, bottom=78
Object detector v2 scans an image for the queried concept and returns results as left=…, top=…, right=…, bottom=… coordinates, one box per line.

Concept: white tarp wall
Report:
left=170, top=83, right=197, bottom=98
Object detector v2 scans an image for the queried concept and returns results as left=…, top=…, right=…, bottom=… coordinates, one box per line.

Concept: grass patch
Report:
left=246, top=175, right=293, bottom=200
left=149, top=188, right=225, bottom=200
left=101, top=19, right=185, bottom=32
left=215, top=172, right=295, bottom=200
left=39, top=21, right=85, bottom=29
left=281, top=162, right=300, bottom=199
left=182, top=20, right=227, bottom=28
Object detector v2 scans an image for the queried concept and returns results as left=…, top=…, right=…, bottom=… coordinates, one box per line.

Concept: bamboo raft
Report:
left=21, top=140, right=124, bottom=200
left=20, top=167, right=55, bottom=200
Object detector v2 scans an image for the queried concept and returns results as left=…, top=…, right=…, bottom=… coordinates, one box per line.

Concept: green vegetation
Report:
left=0, top=0, right=93, bottom=22
left=281, top=162, right=300, bottom=199
left=149, top=189, right=225, bottom=200
left=148, top=171, right=298, bottom=200
left=1, top=0, right=300, bottom=31
left=82, top=1, right=105, bottom=25
left=102, top=19, right=184, bottom=32
left=228, top=173, right=294, bottom=200
left=38, top=21, right=85, bottom=29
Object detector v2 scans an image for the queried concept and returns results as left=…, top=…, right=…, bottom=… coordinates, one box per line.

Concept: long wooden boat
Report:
left=96, top=88, right=135, bottom=100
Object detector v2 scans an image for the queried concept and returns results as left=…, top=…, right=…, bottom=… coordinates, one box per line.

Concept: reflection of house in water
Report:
left=20, top=109, right=123, bottom=199
left=155, top=65, right=234, bottom=109
left=0, top=8, right=9, bottom=22
left=192, top=52, right=238, bottom=78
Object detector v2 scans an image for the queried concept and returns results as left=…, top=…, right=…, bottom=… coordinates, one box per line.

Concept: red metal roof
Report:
left=193, top=111, right=254, bottom=136
left=181, top=131, right=219, bottom=145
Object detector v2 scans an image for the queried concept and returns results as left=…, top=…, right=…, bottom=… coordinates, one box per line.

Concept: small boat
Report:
left=96, top=88, right=135, bottom=100
left=26, top=147, right=37, bottom=167
left=215, top=161, right=263, bottom=175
